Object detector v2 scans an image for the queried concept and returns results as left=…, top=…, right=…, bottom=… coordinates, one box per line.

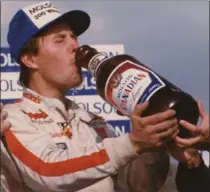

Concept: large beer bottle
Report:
left=75, top=45, right=199, bottom=139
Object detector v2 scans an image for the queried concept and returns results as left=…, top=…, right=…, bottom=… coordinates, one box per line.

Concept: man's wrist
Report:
left=128, top=134, right=144, bottom=154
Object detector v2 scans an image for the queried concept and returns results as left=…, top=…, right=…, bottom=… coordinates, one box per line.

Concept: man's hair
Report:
left=18, top=36, right=40, bottom=87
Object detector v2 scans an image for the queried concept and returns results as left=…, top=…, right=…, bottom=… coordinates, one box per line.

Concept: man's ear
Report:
left=20, top=54, right=38, bottom=69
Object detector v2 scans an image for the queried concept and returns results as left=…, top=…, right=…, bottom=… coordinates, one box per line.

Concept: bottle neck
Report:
left=88, top=52, right=109, bottom=78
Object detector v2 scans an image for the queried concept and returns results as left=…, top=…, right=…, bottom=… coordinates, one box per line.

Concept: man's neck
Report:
left=28, top=79, right=66, bottom=103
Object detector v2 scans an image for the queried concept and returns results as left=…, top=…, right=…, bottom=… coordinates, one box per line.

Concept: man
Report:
left=169, top=101, right=210, bottom=192
left=1, top=1, right=179, bottom=192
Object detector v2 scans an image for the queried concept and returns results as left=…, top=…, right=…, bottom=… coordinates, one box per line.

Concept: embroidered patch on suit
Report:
left=56, top=143, right=67, bottom=150
left=51, top=122, right=73, bottom=139
left=22, top=109, right=54, bottom=124
left=81, top=115, right=108, bottom=139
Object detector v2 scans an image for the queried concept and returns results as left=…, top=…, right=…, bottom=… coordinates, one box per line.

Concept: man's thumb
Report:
left=131, top=101, right=149, bottom=117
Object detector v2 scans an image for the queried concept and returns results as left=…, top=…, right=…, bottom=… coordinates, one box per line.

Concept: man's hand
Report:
left=129, top=102, right=179, bottom=153
left=0, top=103, right=11, bottom=134
left=175, top=100, right=209, bottom=148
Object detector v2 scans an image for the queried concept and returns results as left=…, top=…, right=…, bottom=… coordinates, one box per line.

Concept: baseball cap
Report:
left=7, top=1, right=90, bottom=62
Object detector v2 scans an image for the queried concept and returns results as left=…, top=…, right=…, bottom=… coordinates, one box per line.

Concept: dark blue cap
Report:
left=7, top=1, right=90, bottom=62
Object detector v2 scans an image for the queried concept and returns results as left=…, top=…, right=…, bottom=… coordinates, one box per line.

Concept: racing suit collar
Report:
left=23, top=88, right=93, bottom=123
left=23, top=88, right=72, bottom=114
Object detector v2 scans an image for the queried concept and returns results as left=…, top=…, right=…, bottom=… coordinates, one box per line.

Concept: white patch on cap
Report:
left=22, top=1, right=62, bottom=29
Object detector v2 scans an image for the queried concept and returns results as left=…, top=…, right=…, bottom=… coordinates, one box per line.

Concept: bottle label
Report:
left=105, top=60, right=166, bottom=115
left=88, top=53, right=108, bottom=77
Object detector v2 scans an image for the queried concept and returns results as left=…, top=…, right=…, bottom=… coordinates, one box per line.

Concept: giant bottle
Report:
left=75, top=45, right=203, bottom=143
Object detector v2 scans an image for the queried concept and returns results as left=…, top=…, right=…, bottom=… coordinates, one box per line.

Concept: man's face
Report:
left=35, top=22, right=82, bottom=91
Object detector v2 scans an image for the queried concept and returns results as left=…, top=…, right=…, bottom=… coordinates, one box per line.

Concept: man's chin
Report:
left=75, top=80, right=85, bottom=89
left=69, top=77, right=83, bottom=89
left=61, top=78, right=82, bottom=92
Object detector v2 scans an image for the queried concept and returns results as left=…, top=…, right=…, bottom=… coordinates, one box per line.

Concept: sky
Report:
left=1, top=0, right=209, bottom=112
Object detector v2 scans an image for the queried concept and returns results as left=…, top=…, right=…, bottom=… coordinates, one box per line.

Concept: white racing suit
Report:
left=1, top=88, right=169, bottom=192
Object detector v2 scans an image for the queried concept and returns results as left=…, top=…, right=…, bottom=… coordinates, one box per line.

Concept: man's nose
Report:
left=72, top=40, right=79, bottom=49
left=69, top=39, right=79, bottom=53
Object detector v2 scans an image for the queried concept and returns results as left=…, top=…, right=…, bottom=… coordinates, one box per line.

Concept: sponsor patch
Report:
left=56, top=143, right=67, bottom=150
left=51, top=122, right=73, bottom=139
left=22, top=109, right=54, bottom=124
left=82, top=115, right=108, bottom=138
left=23, top=93, right=41, bottom=104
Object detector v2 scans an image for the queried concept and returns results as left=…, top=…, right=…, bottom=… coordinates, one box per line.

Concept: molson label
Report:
left=105, top=60, right=166, bottom=116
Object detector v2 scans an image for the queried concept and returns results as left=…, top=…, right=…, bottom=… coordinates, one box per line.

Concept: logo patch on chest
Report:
left=22, top=109, right=54, bottom=124
left=84, top=116, right=108, bottom=138
left=51, top=122, right=73, bottom=139
left=56, top=143, right=67, bottom=150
